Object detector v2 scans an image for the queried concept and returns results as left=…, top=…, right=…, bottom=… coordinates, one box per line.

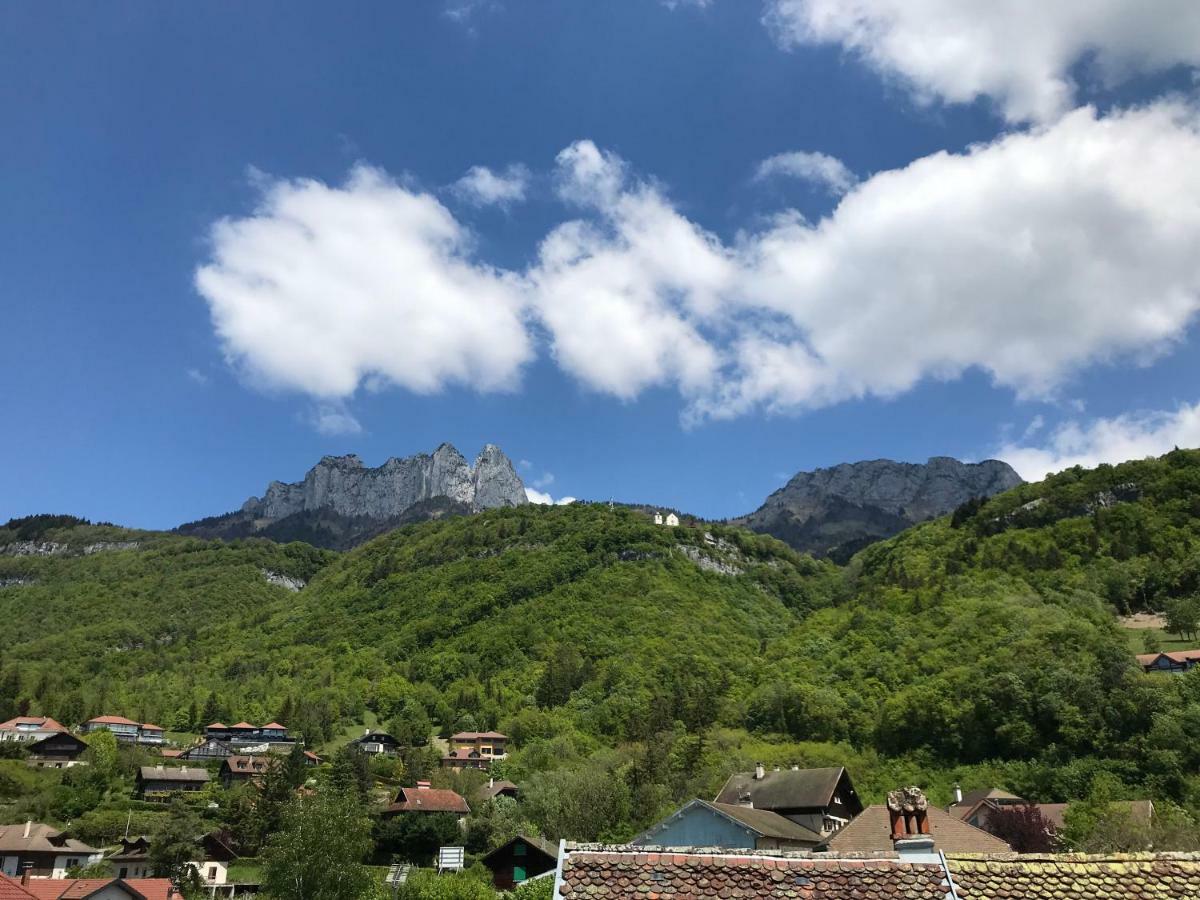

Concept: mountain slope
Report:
left=177, top=443, right=527, bottom=549
left=736, top=456, right=1023, bottom=559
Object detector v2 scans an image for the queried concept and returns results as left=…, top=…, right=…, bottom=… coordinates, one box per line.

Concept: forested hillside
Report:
left=5, top=453, right=1200, bottom=842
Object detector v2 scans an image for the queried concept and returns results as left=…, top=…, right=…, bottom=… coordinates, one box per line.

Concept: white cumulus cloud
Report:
left=452, top=164, right=530, bottom=208
left=525, top=488, right=577, bottom=505
left=996, top=402, right=1200, bottom=481
left=195, top=165, right=532, bottom=400
left=764, top=0, right=1200, bottom=122
left=755, top=150, right=858, bottom=195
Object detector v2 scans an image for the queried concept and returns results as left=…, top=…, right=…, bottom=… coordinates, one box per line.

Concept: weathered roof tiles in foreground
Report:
left=949, top=853, right=1200, bottom=900
left=557, top=847, right=949, bottom=899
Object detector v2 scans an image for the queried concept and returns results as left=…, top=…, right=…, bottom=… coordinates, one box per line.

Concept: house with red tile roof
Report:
left=1136, top=649, right=1200, bottom=674
left=383, top=782, right=470, bottom=822
left=0, top=872, right=179, bottom=900
left=202, top=722, right=293, bottom=748
left=440, top=747, right=490, bottom=771
left=80, top=718, right=161, bottom=746
left=822, top=804, right=1010, bottom=854
left=0, top=718, right=66, bottom=745
left=0, top=823, right=101, bottom=879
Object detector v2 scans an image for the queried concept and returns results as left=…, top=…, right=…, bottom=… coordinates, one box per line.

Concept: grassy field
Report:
left=318, top=711, right=380, bottom=755
left=1123, top=626, right=1197, bottom=653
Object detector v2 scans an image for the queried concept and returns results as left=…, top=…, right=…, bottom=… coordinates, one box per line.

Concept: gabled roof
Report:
left=822, top=805, right=1010, bottom=854
left=479, top=780, right=519, bottom=801
left=1032, top=799, right=1153, bottom=831
left=20, top=878, right=176, bottom=900
left=632, top=799, right=823, bottom=846
left=221, top=755, right=275, bottom=774
left=387, top=786, right=470, bottom=814
left=260, top=722, right=286, bottom=730
left=205, top=722, right=227, bottom=729
left=0, top=823, right=99, bottom=855
left=229, top=721, right=255, bottom=729
left=1136, top=649, right=1200, bottom=666
left=0, top=716, right=66, bottom=733
left=949, top=787, right=1026, bottom=822
left=451, top=731, right=507, bottom=740
left=0, top=874, right=37, bottom=900
left=86, top=715, right=140, bottom=726
left=27, top=732, right=88, bottom=753
left=140, top=723, right=163, bottom=731
left=557, top=846, right=948, bottom=899
left=714, top=766, right=855, bottom=812
left=946, top=852, right=1200, bottom=899
left=480, top=834, right=558, bottom=866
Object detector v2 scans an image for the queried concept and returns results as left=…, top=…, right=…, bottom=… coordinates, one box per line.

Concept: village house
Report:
left=551, top=788, right=1200, bottom=899
left=448, top=731, right=507, bottom=760
left=714, top=765, right=863, bottom=839
left=24, top=733, right=88, bottom=770
left=80, top=717, right=163, bottom=746
left=440, top=747, right=490, bottom=771
left=633, top=799, right=824, bottom=850
left=948, top=785, right=1154, bottom=840
left=349, top=731, right=402, bottom=756
left=382, top=782, right=470, bottom=824
left=0, top=872, right=179, bottom=900
left=0, top=823, right=102, bottom=879
left=479, top=835, right=557, bottom=890
left=202, top=722, right=293, bottom=749
left=134, top=766, right=209, bottom=801
left=0, top=718, right=66, bottom=745
left=1136, top=649, right=1200, bottom=674
left=218, top=755, right=275, bottom=789
left=105, top=834, right=237, bottom=886
left=821, top=803, right=1010, bottom=853
left=478, top=779, right=519, bottom=802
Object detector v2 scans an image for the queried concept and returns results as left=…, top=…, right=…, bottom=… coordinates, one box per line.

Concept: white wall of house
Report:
left=196, top=859, right=229, bottom=885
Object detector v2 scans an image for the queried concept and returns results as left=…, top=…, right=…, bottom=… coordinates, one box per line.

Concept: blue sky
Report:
left=3, top=1, right=1200, bottom=528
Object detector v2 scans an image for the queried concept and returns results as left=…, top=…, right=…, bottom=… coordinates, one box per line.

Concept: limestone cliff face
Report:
left=241, top=443, right=527, bottom=520
left=735, top=457, right=1023, bottom=560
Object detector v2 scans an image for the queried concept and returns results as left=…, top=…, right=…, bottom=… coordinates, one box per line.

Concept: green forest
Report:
left=5, top=450, right=1200, bottom=877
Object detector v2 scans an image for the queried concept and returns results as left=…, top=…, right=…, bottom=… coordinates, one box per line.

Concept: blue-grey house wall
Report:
left=633, top=807, right=756, bottom=849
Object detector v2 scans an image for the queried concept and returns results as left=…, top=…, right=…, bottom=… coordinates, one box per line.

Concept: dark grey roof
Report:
left=480, top=834, right=558, bottom=864
left=715, top=767, right=848, bottom=811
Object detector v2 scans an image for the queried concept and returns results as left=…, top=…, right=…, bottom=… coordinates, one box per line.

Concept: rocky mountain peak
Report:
left=736, top=456, right=1023, bottom=560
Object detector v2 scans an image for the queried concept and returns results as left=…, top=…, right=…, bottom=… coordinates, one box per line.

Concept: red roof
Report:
left=0, top=716, right=66, bottom=733
left=303, top=751, right=321, bottom=762
left=387, top=786, right=470, bottom=814
left=159, top=749, right=182, bottom=758
left=1136, top=649, right=1200, bottom=665
left=140, top=723, right=163, bottom=731
left=206, top=722, right=227, bottom=729
left=17, top=878, right=176, bottom=900
left=261, top=722, right=286, bottom=730
left=0, top=874, right=36, bottom=900
left=230, top=721, right=255, bottom=729
left=451, top=731, right=507, bottom=740
left=87, top=715, right=140, bottom=726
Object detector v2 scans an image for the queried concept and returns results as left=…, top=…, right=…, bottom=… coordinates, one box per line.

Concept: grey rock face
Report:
left=240, top=443, right=528, bottom=522
left=736, top=457, right=1023, bottom=559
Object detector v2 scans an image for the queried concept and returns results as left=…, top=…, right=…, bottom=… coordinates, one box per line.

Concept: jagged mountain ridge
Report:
left=734, top=456, right=1023, bottom=560
left=177, top=443, right=528, bottom=549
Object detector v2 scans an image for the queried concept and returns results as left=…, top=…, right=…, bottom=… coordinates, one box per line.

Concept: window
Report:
left=514, top=843, right=526, bottom=857
left=66, top=859, right=78, bottom=869
left=514, top=865, right=526, bottom=882
left=119, top=868, right=128, bottom=879
left=208, top=866, right=218, bottom=881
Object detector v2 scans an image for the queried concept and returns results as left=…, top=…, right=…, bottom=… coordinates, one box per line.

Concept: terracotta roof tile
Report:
left=0, top=717, right=66, bottom=733
left=86, top=715, right=140, bottom=726
left=0, top=875, right=36, bottom=900
left=387, top=786, right=470, bottom=814
left=558, top=847, right=948, bottom=899
left=947, top=852, right=1200, bottom=899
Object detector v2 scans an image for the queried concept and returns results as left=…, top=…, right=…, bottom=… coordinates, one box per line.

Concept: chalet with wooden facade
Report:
left=0, top=822, right=101, bottom=878
left=441, top=747, right=490, bottom=771
left=350, top=731, right=402, bottom=756
left=1136, top=649, right=1200, bottom=674
left=479, top=835, right=557, bottom=890
left=135, top=766, right=209, bottom=801
left=714, top=765, right=863, bottom=840
left=25, top=733, right=88, bottom=770
left=218, top=755, right=275, bottom=788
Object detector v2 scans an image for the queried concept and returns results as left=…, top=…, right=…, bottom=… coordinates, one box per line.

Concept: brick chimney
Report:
left=887, top=787, right=937, bottom=861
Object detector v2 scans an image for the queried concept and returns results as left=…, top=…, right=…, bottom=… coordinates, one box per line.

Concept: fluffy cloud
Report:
left=697, top=102, right=1200, bottom=420
left=307, top=403, right=363, bottom=436
left=198, top=104, right=1200, bottom=431
left=195, top=165, right=531, bottom=399
left=525, top=488, right=577, bottom=505
left=755, top=151, right=858, bottom=195
left=997, top=402, right=1200, bottom=481
left=452, top=164, right=530, bottom=208
left=529, top=140, right=734, bottom=399
left=764, top=0, right=1200, bottom=122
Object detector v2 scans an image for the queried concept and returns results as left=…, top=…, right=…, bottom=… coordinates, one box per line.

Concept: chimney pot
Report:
left=754, top=763, right=765, bottom=781
left=21, top=869, right=30, bottom=886
left=953, top=783, right=963, bottom=805
left=23, top=820, right=31, bottom=838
